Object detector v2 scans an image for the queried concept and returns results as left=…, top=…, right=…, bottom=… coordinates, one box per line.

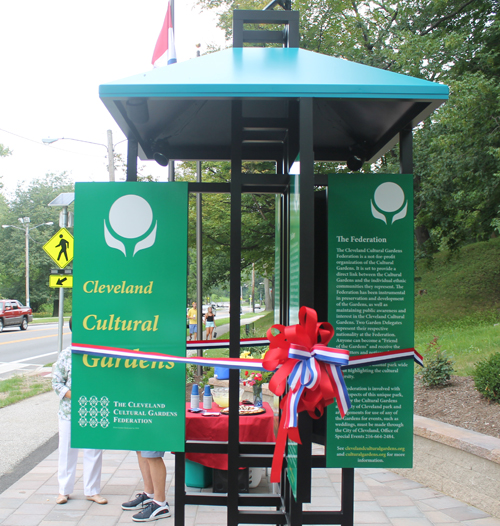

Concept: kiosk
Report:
left=97, top=9, right=448, bottom=526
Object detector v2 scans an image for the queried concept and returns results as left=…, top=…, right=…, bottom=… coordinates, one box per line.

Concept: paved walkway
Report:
left=1, top=373, right=500, bottom=525
left=1, top=446, right=500, bottom=526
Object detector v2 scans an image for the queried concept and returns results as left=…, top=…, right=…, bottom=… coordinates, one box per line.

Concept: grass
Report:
left=0, top=374, right=52, bottom=408
left=31, top=315, right=71, bottom=324
left=414, top=237, right=500, bottom=376
left=200, top=311, right=274, bottom=359
left=416, top=321, right=500, bottom=376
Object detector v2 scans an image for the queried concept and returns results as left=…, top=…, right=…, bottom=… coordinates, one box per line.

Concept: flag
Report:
left=152, top=1, right=177, bottom=66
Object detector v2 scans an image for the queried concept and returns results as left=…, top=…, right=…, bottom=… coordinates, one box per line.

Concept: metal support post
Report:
left=228, top=99, right=243, bottom=526
left=57, top=206, right=69, bottom=354
left=196, top=161, right=203, bottom=374
left=400, top=126, right=413, bottom=174
left=126, top=138, right=138, bottom=182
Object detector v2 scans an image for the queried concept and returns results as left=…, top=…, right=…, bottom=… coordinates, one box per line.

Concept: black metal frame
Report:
left=123, top=9, right=414, bottom=526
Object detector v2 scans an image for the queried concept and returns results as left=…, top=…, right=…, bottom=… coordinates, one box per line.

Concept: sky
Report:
left=0, top=0, right=227, bottom=196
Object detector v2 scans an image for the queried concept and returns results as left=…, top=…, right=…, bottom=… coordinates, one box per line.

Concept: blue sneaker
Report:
left=122, top=492, right=153, bottom=510
left=133, top=501, right=171, bottom=522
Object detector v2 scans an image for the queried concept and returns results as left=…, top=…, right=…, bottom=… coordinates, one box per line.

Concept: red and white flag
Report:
left=152, top=1, right=177, bottom=66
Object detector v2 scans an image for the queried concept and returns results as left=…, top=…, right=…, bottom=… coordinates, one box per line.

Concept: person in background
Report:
left=187, top=301, right=197, bottom=341
left=52, top=317, right=107, bottom=505
left=204, top=306, right=216, bottom=340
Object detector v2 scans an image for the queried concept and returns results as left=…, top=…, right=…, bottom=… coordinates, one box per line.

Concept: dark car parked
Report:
left=0, top=299, right=33, bottom=332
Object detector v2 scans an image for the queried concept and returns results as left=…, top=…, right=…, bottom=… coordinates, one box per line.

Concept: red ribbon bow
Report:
left=263, top=306, right=349, bottom=482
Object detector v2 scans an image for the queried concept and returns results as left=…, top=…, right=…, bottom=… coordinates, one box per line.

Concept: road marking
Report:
left=0, top=351, right=60, bottom=374
left=0, top=332, right=71, bottom=346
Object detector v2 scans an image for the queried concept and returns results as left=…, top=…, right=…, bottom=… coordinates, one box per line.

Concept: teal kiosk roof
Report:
left=100, top=46, right=448, bottom=163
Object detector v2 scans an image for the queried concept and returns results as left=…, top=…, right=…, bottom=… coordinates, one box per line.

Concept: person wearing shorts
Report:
left=187, top=301, right=197, bottom=340
left=204, top=306, right=215, bottom=340
left=122, top=451, right=170, bottom=522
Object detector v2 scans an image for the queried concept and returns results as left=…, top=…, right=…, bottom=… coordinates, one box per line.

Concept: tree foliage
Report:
left=197, top=0, right=500, bottom=255
left=415, top=73, right=500, bottom=252
left=176, top=161, right=275, bottom=291
left=0, top=173, right=74, bottom=310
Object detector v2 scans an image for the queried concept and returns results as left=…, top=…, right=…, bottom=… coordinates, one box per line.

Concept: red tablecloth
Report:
left=185, top=402, right=275, bottom=470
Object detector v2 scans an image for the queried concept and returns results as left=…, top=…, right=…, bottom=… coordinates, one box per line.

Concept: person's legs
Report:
left=137, top=451, right=154, bottom=494
left=83, top=449, right=103, bottom=497
left=57, top=419, right=78, bottom=498
left=132, top=452, right=170, bottom=521
left=147, top=457, right=166, bottom=503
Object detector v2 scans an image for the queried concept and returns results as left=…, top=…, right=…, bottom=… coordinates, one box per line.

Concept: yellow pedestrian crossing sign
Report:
left=49, top=275, right=74, bottom=288
left=43, top=228, right=74, bottom=268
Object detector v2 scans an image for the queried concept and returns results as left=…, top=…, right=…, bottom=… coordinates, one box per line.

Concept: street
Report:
left=0, top=308, right=266, bottom=380
left=0, top=323, right=71, bottom=380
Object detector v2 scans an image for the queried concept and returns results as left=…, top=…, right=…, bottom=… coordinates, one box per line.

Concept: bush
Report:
left=473, top=352, right=500, bottom=403
left=420, top=336, right=454, bottom=387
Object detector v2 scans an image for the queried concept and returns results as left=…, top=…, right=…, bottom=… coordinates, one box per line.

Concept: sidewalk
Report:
left=1, top=375, right=500, bottom=525
left=2, top=445, right=500, bottom=526
left=215, top=314, right=266, bottom=339
left=1, top=397, right=500, bottom=526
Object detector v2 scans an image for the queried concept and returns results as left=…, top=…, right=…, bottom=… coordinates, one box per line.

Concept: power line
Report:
left=0, top=127, right=108, bottom=159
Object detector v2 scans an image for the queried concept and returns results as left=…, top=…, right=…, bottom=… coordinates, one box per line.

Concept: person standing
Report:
left=52, top=318, right=107, bottom=505
left=121, top=451, right=171, bottom=521
left=187, top=301, right=197, bottom=341
left=204, top=306, right=216, bottom=340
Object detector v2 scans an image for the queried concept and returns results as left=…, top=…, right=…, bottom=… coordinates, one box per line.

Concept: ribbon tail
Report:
left=270, top=393, right=291, bottom=483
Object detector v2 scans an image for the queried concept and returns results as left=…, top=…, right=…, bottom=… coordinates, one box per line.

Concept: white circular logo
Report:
left=109, top=195, right=153, bottom=239
left=374, top=182, right=405, bottom=212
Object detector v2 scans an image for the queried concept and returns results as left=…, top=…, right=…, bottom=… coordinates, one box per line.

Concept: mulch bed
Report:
left=414, top=375, right=500, bottom=439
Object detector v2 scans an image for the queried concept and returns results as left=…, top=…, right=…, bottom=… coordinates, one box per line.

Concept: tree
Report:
left=414, top=73, right=500, bottom=252
left=0, top=142, right=12, bottom=191
left=196, top=0, right=499, bottom=254
left=0, top=173, right=74, bottom=310
left=177, top=161, right=276, bottom=297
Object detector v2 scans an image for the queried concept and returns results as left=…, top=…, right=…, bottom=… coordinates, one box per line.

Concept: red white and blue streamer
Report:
left=72, top=306, right=423, bottom=484
left=186, top=337, right=269, bottom=352
left=71, top=342, right=268, bottom=372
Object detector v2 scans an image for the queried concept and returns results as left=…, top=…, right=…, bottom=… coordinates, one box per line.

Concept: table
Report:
left=185, top=402, right=275, bottom=470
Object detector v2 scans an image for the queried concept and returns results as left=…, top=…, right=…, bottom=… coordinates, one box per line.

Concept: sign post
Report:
left=71, top=182, right=188, bottom=452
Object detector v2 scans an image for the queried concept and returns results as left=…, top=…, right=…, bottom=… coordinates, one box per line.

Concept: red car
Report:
left=0, top=299, right=33, bottom=332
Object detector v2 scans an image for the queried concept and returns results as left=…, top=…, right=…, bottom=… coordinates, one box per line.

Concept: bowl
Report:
left=212, top=387, right=229, bottom=408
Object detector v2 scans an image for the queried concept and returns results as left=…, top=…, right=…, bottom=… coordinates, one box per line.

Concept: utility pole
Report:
left=107, top=130, right=115, bottom=181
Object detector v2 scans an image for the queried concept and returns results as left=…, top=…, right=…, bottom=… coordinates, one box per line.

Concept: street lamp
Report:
left=2, top=218, right=54, bottom=307
left=42, top=130, right=120, bottom=182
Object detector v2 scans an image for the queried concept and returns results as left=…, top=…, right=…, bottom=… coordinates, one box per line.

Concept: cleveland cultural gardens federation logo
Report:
left=370, top=182, right=408, bottom=225
left=104, top=194, right=157, bottom=257
left=78, top=395, right=110, bottom=428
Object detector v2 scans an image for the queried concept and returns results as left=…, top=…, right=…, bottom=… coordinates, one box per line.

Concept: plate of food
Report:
left=220, top=405, right=266, bottom=416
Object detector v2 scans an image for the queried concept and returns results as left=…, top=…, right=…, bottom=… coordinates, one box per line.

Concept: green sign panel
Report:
left=326, top=174, right=414, bottom=468
left=287, top=173, right=300, bottom=498
left=71, top=182, right=188, bottom=452
left=287, top=441, right=298, bottom=497
left=289, top=173, right=300, bottom=325
left=274, top=195, right=281, bottom=325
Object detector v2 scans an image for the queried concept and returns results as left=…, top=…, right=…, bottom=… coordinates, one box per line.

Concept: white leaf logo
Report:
left=104, top=195, right=157, bottom=257
left=371, top=182, right=407, bottom=225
